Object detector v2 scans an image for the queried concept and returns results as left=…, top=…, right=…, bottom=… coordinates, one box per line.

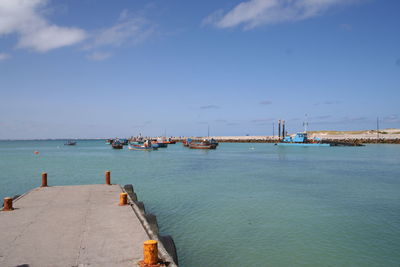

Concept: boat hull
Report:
left=275, top=143, right=331, bottom=147
left=157, top=143, right=168, bottom=148
left=128, top=145, right=157, bottom=151
left=189, top=144, right=217, bottom=149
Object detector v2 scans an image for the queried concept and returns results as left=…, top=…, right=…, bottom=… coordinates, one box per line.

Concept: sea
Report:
left=0, top=140, right=399, bottom=267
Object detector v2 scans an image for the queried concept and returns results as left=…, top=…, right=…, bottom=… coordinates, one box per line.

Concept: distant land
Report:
left=183, top=128, right=400, bottom=144
left=1, top=129, right=399, bottom=143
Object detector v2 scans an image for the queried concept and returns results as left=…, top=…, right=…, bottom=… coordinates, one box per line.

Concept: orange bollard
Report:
left=119, top=193, right=128, bottom=206
left=2, top=197, right=13, bottom=211
left=105, top=170, right=111, bottom=185
left=142, top=240, right=159, bottom=266
left=41, top=172, right=48, bottom=187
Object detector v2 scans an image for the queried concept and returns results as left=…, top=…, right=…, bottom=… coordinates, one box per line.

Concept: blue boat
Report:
left=275, top=132, right=331, bottom=146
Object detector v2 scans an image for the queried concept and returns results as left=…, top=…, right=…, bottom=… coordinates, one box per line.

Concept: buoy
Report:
left=34, top=151, right=39, bottom=155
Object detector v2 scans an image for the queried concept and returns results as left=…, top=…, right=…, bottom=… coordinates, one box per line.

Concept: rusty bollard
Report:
left=119, top=193, right=128, bottom=206
left=105, top=170, right=111, bottom=185
left=138, top=240, right=160, bottom=267
left=41, top=172, right=48, bottom=187
left=2, top=197, right=13, bottom=211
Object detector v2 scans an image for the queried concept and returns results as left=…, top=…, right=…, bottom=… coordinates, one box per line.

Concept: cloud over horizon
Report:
left=200, top=105, right=220, bottom=109
left=86, top=51, right=112, bottom=61
left=0, top=53, right=10, bottom=60
left=0, top=0, right=86, bottom=52
left=259, top=100, right=272, bottom=105
left=204, top=0, right=359, bottom=30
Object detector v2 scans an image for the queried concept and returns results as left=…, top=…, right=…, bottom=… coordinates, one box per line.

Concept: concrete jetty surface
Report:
left=0, top=184, right=162, bottom=267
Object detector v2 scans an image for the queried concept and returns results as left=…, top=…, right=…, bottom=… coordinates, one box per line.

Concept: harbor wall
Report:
left=172, top=136, right=400, bottom=144
left=123, top=184, right=179, bottom=266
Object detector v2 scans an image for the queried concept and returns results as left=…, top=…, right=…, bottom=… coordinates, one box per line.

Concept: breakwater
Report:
left=172, top=137, right=400, bottom=144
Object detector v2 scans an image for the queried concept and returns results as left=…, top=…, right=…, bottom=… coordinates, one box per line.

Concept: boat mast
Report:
left=278, top=120, right=281, bottom=139
left=377, top=117, right=380, bottom=141
left=207, top=124, right=210, bottom=138
left=272, top=122, right=275, bottom=138
left=303, top=114, right=309, bottom=133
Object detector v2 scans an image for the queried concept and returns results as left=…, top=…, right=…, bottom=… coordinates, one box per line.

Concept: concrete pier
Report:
left=0, top=184, right=176, bottom=267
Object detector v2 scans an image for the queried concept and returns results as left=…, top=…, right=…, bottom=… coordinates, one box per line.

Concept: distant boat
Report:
left=164, top=137, right=176, bottom=144
left=64, top=140, right=77, bottom=146
left=189, top=139, right=218, bottom=149
left=128, top=140, right=158, bottom=151
left=111, top=139, right=124, bottom=149
left=183, top=138, right=192, bottom=147
left=275, top=132, right=330, bottom=146
left=120, top=139, right=129, bottom=145
left=105, top=139, right=114, bottom=145
left=155, top=137, right=168, bottom=148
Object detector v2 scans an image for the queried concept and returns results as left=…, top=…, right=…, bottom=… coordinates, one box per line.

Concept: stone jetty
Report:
left=0, top=172, right=178, bottom=267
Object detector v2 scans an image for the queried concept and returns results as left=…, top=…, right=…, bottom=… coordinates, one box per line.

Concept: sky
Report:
left=0, top=0, right=399, bottom=139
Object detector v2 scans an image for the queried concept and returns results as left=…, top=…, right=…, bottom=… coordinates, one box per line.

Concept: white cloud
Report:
left=204, top=0, right=358, bottom=29
left=87, top=51, right=112, bottom=61
left=0, top=0, right=86, bottom=52
left=0, top=53, right=11, bottom=60
left=85, top=10, right=155, bottom=50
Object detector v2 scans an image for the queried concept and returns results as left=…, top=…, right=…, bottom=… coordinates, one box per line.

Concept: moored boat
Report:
left=164, top=138, right=176, bottom=144
left=155, top=137, right=168, bottom=148
left=120, top=139, right=129, bottom=145
left=106, top=139, right=114, bottom=145
left=189, top=139, right=218, bottom=149
left=275, top=132, right=331, bottom=146
left=111, top=139, right=124, bottom=149
left=183, top=138, right=193, bottom=147
left=64, top=140, right=77, bottom=146
left=128, top=140, right=158, bottom=151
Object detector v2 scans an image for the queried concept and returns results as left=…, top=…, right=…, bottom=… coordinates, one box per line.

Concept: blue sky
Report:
left=0, top=0, right=399, bottom=139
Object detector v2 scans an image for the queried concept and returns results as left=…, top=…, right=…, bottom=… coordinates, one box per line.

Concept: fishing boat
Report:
left=209, top=138, right=219, bottom=147
left=64, top=140, right=77, bottom=146
left=128, top=140, right=158, bottom=151
left=189, top=139, right=218, bottom=149
left=111, top=139, right=124, bottom=149
left=275, top=117, right=331, bottom=146
left=155, top=137, right=168, bottom=148
left=106, top=139, right=114, bottom=145
left=120, top=139, right=129, bottom=145
left=183, top=138, right=193, bottom=147
left=275, top=132, right=331, bottom=146
left=164, top=138, right=176, bottom=144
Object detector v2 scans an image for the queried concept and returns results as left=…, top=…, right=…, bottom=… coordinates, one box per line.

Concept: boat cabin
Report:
left=283, top=132, right=308, bottom=143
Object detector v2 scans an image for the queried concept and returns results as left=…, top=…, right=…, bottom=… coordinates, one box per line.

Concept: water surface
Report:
left=1, top=141, right=399, bottom=266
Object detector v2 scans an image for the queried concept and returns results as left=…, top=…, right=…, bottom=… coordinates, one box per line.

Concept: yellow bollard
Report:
left=41, top=172, right=48, bottom=187
left=119, top=193, right=128, bottom=206
left=105, top=170, right=111, bottom=185
left=144, top=240, right=158, bottom=265
left=138, top=240, right=160, bottom=266
left=2, top=197, right=13, bottom=211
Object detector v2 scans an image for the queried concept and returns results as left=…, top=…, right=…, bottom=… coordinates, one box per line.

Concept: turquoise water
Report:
left=1, top=141, right=400, bottom=267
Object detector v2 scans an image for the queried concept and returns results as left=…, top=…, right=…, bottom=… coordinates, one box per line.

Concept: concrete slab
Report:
left=0, top=184, right=150, bottom=267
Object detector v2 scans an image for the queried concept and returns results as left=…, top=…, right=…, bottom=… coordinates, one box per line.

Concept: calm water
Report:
left=1, top=140, right=400, bottom=267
